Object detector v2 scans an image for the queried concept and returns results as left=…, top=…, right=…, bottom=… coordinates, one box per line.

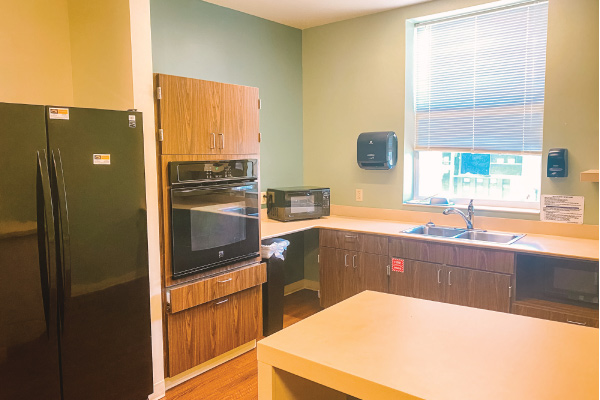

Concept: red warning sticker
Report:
left=391, top=258, right=404, bottom=273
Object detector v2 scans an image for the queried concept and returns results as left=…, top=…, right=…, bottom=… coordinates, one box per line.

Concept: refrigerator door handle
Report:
left=51, top=149, right=71, bottom=334
left=36, top=150, right=55, bottom=338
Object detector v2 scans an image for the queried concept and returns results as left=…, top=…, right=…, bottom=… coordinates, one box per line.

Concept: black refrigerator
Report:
left=0, top=103, right=153, bottom=400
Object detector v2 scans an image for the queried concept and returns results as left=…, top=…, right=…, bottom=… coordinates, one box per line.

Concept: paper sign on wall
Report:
left=93, top=154, right=111, bottom=165
left=540, top=195, right=584, bottom=224
left=391, top=258, right=405, bottom=273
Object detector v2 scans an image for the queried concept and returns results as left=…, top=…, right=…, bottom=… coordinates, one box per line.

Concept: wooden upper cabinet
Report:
left=156, top=74, right=259, bottom=155
left=222, top=83, right=260, bottom=154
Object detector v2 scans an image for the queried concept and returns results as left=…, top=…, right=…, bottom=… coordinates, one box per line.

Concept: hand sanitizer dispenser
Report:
left=547, top=148, right=568, bottom=177
left=357, top=131, right=398, bottom=170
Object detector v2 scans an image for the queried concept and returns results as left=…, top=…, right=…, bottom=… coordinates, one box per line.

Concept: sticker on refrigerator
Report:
left=49, top=107, right=69, bottom=120
left=93, top=154, right=111, bottom=165
left=128, top=114, right=136, bottom=128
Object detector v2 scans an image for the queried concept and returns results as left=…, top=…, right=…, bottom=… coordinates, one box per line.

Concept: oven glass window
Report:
left=290, top=194, right=315, bottom=214
left=190, top=201, right=247, bottom=251
left=171, top=182, right=259, bottom=277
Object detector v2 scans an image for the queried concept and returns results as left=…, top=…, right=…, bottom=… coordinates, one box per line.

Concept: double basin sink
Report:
left=402, top=225, right=525, bottom=244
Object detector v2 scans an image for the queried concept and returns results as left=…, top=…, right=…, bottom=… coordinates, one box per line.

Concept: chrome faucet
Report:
left=443, top=199, right=475, bottom=230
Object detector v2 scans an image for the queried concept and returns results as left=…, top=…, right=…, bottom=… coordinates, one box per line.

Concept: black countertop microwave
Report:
left=267, top=186, right=330, bottom=222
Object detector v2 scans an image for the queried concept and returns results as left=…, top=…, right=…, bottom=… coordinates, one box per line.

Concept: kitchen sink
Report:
left=402, top=225, right=525, bottom=244
left=402, top=225, right=466, bottom=237
left=454, top=230, right=525, bottom=244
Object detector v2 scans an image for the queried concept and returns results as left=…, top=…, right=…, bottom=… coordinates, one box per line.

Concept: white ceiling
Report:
left=203, top=0, right=432, bottom=29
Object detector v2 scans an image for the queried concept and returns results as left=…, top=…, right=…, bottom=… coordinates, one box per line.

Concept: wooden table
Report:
left=257, top=291, right=598, bottom=400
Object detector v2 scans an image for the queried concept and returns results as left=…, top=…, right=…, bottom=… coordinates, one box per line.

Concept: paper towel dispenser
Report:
left=547, top=148, right=568, bottom=177
left=357, top=131, right=397, bottom=170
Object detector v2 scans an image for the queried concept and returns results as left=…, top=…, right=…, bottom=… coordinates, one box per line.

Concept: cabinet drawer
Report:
left=167, top=286, right=262, bottom=376
left=513, top=300, right=599, bottom=328
left=320, top=229, right=388, bottom=255
left=389, top=238, right=514, bottom=274
left=169, top=263, right=266, bottom=313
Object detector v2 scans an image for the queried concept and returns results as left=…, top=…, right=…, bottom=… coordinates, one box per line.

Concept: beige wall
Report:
left=302, top=0, right=599, bottom=225
left=68, top=0, right=134, bottom=109
left=0, top=0, right=75, bottom=105
left=0, top=0, right=134, bottom=109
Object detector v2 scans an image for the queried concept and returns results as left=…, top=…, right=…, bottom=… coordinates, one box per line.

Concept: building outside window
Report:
left=409, top=0, right=549, bottom=210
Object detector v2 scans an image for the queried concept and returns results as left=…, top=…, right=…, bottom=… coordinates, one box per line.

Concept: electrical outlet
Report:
left=261, top=192, right=267, bottom=205
left=355, top=189, right=363, bottom=202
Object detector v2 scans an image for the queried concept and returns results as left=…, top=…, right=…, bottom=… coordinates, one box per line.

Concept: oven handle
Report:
left=173, top=182, right=257, bottom=194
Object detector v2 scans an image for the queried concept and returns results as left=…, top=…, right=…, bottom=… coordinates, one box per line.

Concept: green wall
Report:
left=150, top=0, right=303, bottom=190
left=302, top=0, right=599, bottom=224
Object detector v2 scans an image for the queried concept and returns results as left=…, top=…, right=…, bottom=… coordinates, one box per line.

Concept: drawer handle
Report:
left=567, top=319, right=587, bottom=326
left=217, top=278, right=232, bottom=283
left=344, top=234, right=358, bottom=239
left=215, top=299, right=229, bottom=305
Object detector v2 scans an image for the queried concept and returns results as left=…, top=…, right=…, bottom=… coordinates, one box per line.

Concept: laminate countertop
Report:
left=257, top=291, right=599, bottom=400
left=260, top=214, right=599, bottom=261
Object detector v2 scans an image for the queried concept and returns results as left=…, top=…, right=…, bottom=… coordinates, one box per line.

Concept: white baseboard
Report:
left=284, top=279, right=320, bottom=295
left=148, top=380, right=166, bottom=400
left=164, top=341, right=256, bottom=390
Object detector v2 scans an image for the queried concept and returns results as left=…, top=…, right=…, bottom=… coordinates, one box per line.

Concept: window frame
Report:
left=412, top=150, right=541, bottom=211
left=405, top=0, right=547, bottom=212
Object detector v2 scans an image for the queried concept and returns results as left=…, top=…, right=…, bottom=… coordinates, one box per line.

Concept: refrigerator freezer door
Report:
left=46, top=107, right=153, bottom=400
left=0, top=103, right=62, bottom=400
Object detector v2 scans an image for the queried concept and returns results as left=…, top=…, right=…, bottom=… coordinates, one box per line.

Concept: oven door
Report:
left=170, top=181, right=260, bottom=277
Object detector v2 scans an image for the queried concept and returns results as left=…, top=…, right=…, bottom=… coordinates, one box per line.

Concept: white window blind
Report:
left=414, top=1, right=548, bottom=154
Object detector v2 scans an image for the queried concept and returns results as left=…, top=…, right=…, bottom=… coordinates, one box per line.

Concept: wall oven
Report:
left=169, top=160, right=260, bottom=278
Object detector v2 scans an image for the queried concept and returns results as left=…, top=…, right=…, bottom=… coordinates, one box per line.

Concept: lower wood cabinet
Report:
left=388, top=259, right=445, bottom=303
left=319, top=247, right=387, bottom=308
left=389, top=259, right=512, bottom=313
left=167, top=285, right=262, bottom=376
left=513, top=299, right=599, bottom=328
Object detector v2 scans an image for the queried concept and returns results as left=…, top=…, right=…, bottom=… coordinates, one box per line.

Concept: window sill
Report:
left=403, top=202, right=540, bottom=215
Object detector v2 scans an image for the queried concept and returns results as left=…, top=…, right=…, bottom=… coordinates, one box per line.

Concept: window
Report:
left=409, top=1, right=548, bottom=209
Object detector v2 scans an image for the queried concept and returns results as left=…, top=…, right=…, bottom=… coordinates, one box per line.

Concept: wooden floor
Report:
left=165, top=289, right=322, bottom=400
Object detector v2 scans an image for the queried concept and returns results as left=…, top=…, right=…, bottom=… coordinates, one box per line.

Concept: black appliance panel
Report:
left=543, top=259, right=599, bottom=305
left=169, top=159, right=257, bottom=185
left=0, top=103, right=62, bottom=400
left=171, top=181, right=260, bottom=277
left=46, top=107, right=153, bottom=400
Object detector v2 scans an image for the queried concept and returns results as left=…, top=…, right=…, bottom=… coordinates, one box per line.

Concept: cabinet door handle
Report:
left=218, top=133, right=225, bottom=149
left=210, top=133, right=216, bottom=149
left=448, top=270, right=452, bottom=286
left=344, top=254, right=349, bottom=267
left=352, top=255, right=357, bottom=269
left=567, top=320, right=587, bottom=326
left=437, top=269, right=442, bottom=284
left=215, top=299, right=229, bottom=305
left=217, top=278, right=232, bottom=283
